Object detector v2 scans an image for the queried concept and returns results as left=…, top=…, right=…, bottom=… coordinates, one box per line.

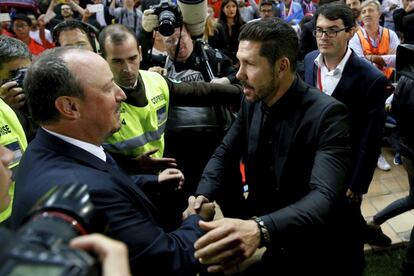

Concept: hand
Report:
left=0, top=81, right=25, bottom=109
left=210, top=77, right=230, bottom=85
left=148, top=66, right=167, bottom=76
left=371, top=55, right=386, bottom=68
left=182, top=195, right=215, bottom=220
left=83, top=8, right=92, bottom=19
left=70, top=234, right=131, bottom=276
left=346, top=188, right=362, bottom=203
left=131, top=148, right=177, bottom=172
left=407, top=1, right=414, bottom=12
left=194, top=218, right=261, bottom=273
left=0, top=146, right=14, bottom=212
left=158, top=168, right=184, bottom=190
left=38, top=14, right=47, bottom=29
left=142, top=9, right=158, bottom=32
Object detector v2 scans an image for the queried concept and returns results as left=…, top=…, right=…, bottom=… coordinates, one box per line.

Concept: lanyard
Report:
left=366, top=28, right=380, bottom=53
left=317, top=67, right=323, bottom=92
left=282, top=2, right=293, bottom=18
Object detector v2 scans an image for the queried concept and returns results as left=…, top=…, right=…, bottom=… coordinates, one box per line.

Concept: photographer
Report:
left=0, top=36, right=29, bottom=224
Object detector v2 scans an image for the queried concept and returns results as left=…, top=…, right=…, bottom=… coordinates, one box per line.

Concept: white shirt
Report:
left=42, top=127, right=107, bottom=162
left=314, top=47, right=352, bottom=96
left=29, top=29, right=53, bottom=46
left=349, top=26, right=400, bottom=67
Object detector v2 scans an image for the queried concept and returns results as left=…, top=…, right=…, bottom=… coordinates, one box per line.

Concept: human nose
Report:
left=236, top=64, right=246, bottom=81
left=115, top=84, right=127, bottom=101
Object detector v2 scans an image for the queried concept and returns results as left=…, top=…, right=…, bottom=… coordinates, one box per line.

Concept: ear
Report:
left=54, top=96, right=81, bottom=119
left=277, top=57, right=291, bottom=76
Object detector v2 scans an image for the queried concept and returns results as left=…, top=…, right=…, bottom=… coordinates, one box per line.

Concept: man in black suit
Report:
left=187, top=18, right=363, bottom=275
left=11, top=47, right=215, bottom=276
left=304, top=2, right=392, bottom=247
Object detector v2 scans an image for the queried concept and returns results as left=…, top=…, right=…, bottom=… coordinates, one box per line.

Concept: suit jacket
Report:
left=11, top=129, right=205, bottom=276
left=304, top=50, right=391, bottom=194
left=196, top=77, right=362, bottom=273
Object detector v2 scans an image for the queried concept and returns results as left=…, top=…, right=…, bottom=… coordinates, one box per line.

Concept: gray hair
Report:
left=0, top=36, right=31, bottom=70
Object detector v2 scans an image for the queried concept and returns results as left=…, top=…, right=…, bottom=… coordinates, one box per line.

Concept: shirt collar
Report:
left=314, top=47, right=352, bottom=75
left=42, top=127, right=107, bottom=162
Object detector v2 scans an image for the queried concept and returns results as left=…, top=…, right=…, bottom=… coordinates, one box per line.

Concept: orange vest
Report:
left=356, top=28, right=394, bottom=79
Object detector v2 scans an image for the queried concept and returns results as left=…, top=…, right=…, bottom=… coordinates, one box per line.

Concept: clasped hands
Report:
left=183, top=195, right=261, bottom=273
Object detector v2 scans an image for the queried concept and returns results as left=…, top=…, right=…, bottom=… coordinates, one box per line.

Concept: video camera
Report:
left=151, top=0, right=207, bottom=38
left=0, top=184, right=99, bottom=276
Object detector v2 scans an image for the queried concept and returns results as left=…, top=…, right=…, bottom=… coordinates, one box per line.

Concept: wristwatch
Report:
left=251, top=216, right=271, bottom=247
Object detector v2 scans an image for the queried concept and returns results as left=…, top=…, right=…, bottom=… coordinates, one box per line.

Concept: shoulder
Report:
left=304, top=50, right=319, bottom=63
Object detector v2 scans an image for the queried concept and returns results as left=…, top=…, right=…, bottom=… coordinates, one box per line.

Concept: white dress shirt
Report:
left=314, top=47, right=352, bottom=96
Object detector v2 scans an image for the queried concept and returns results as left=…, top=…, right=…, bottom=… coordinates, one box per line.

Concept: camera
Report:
left=0, top=184, right=99, bottom=276
left=177, top=0, right=207, bottom=38
left=151, top=0, right=183, bottom=37
left=7, top=67, right=28, bottom=88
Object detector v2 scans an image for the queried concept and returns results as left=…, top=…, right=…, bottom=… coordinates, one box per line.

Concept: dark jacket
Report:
left=393, top=8, right=414, bottom=44
left=304, top=50, right=392, bottom=194
left=391, top=76, right=414, bottom=160
left=196, top=76, right=361, bottom=273
left=11, top=129, right=206, bottom=276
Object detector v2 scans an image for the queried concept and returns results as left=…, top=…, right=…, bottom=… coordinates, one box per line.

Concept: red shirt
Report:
left=27, top=38, right=46, bottom=56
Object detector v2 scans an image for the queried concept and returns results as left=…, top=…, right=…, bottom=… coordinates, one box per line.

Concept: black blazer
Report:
left=304, top=50, right=392, bottom=194
left=11, top=129, right=205, bottom=276
left=196, top=77, right=361, bottom=273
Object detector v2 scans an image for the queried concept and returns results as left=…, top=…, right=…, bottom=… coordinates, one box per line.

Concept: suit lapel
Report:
left=36, top=129, right=158, bottom=214
left=331, top=52, right=357, bottom=100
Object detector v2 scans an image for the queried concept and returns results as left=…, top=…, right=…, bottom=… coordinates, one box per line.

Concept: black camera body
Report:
left=151, top=0, right=183, bottom=36
left=0, top=184, right=99, bottom=276
left=8, top=68, right=28, bottom=88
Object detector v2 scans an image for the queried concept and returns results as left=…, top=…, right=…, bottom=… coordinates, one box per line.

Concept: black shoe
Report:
left=365, top=225, right=392, bottom=247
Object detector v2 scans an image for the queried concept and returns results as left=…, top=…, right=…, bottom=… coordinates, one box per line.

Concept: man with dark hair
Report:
left=52, top=20, right=99, bottom=52
left=11, top=47, right=216, bottom=276
left=298, top=0, right=340, bottom=60
left=190, top=18, right=362, bottom=275
left=304, top=2, right=392, bottom=248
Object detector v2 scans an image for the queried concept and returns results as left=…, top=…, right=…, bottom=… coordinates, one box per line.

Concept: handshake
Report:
left=183, top=195, right=215, bottom=221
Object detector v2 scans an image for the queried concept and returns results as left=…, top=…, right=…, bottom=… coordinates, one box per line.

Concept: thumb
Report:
left=144, top=148, right=159, bottom=156
left=198, top=220, right=218, bottom=231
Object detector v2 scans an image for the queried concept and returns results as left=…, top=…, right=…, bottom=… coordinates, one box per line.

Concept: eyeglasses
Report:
left=260, top=8, right=273, bottom=13
left=313, top=27, right=348, bottom=38
left=13, top=23, right=29, bottom=29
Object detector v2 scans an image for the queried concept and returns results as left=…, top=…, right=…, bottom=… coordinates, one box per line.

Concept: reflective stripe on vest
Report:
left=104, top=70, right=169, bottom=157
left=0, top=99, right=28, bottom=222
left=356, top=28, right=394, bottom=79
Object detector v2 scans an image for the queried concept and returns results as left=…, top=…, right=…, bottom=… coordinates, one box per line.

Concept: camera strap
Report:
left=173, top=24, right=184, bottom=64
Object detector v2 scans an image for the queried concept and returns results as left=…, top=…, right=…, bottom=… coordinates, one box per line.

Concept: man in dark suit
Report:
left=304, top=2, right=392, bottom=247
left=186, top=18, right=364, bottom=275
left=10, top=47, right=215, bottom=276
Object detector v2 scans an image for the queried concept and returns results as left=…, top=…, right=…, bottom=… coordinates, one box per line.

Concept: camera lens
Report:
left=158, top=10, right=176, bottom=36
